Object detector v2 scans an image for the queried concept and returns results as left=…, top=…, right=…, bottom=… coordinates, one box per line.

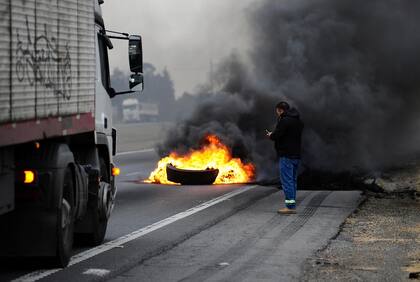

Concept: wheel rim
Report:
left=99, top=182, right=112, bottom=219
left=61, top=199, right=71, bottom=230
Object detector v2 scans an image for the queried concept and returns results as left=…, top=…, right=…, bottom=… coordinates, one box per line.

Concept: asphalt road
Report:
left=0, top=150, right=362, bottom=282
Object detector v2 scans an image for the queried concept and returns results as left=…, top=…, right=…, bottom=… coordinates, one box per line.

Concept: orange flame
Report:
left=146, top=134, right=255, bottom=185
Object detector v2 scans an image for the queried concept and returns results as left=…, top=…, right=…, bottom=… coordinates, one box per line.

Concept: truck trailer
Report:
left=0, top=0, right=143, bottom=267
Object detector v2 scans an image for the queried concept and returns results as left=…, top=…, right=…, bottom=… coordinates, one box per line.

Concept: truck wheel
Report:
left=54, top=166, right=75, bottom=267
left=87, top=157, right=109, bottom=246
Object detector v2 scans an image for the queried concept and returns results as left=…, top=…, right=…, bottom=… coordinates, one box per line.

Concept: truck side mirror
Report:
left=129, top=73, right=144, bottom=90
left=129, top=35, right=143, bottom=73
left=128, top=35, right=144, bottom=91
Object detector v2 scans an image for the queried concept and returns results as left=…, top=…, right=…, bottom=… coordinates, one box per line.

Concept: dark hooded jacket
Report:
left=270, top=108, right=304, bottom=159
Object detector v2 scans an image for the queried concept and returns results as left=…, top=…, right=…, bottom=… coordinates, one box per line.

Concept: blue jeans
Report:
left=279, top=157, right=300, bottom=209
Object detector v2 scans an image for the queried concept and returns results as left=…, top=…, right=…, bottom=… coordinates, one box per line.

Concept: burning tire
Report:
left=166, top=164, right=219, bottom=185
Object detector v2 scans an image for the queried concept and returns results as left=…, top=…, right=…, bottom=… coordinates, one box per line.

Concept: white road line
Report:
left=116, top=148, right=155, bottom=156
left=13, top=185, right=258, bottom=282
left=125, top=171, right=142, bottom=176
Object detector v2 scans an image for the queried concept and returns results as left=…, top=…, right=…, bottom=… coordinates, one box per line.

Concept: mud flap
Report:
left=0, top=148, right=14, bottom=215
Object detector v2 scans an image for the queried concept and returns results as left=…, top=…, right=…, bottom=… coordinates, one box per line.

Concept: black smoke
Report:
left=159, top=0, right=420, bottom=179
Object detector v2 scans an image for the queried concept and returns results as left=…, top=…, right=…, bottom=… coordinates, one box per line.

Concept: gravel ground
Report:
left=303, top=193, right=420, bottom=281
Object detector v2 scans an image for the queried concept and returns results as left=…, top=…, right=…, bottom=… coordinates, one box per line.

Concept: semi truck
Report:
left=0, top=0, right=143, bottom=266
left=122, top=99, right=159, bottom=123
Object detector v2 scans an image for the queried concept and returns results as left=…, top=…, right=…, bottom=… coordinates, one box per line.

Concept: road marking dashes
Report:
left=82, top=268, right=110, bottom=277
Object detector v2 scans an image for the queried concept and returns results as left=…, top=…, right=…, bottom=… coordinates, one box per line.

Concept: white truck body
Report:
left=122, top=98, right=159, bottom=123
left=122, top=98, right=140, bottom=122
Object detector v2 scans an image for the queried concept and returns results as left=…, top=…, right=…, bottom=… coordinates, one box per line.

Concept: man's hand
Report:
left=265, top=129, right=272, bottom=137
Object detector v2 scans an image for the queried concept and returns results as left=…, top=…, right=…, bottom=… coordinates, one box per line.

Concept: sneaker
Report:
left=277, top=207, right=296, bottom=214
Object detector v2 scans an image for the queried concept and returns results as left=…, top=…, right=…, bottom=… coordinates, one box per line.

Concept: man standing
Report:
left=267, top=101, right=304, bottom=214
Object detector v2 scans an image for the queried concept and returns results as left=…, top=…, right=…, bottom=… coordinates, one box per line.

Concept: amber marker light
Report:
left=23, top=170, right=36, bottom=184
left=35, top=142, right=40, bottom=149
left=112, top=167, right=121, bottom=176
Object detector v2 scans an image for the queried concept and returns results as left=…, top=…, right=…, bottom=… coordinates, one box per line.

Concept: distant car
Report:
left=122, top=99, right=159, bottom=123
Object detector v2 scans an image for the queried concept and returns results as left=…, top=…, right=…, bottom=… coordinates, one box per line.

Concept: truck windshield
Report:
left=98, top=34, right=112, bottom=94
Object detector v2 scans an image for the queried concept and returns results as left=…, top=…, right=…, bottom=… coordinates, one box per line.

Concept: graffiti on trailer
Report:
left=15, top=16, right=72, bottom=100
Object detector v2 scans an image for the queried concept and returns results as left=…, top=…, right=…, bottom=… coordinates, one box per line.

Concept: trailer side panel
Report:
left=0, top=0, right=95, bottom=146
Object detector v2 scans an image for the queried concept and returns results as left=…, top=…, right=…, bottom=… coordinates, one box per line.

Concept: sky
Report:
left=102, top=0, right=256, bottom=97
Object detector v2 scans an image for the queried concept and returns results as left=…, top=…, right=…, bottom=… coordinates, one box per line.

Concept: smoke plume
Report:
left=159, top=0, right=420, bottom=179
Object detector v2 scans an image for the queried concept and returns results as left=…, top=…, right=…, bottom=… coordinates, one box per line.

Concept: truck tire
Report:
left=166, top=164, right=219, bottom=185
left=86, top=157, right=109, bottom=246
left=54, top=166, right=75, bottom=267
